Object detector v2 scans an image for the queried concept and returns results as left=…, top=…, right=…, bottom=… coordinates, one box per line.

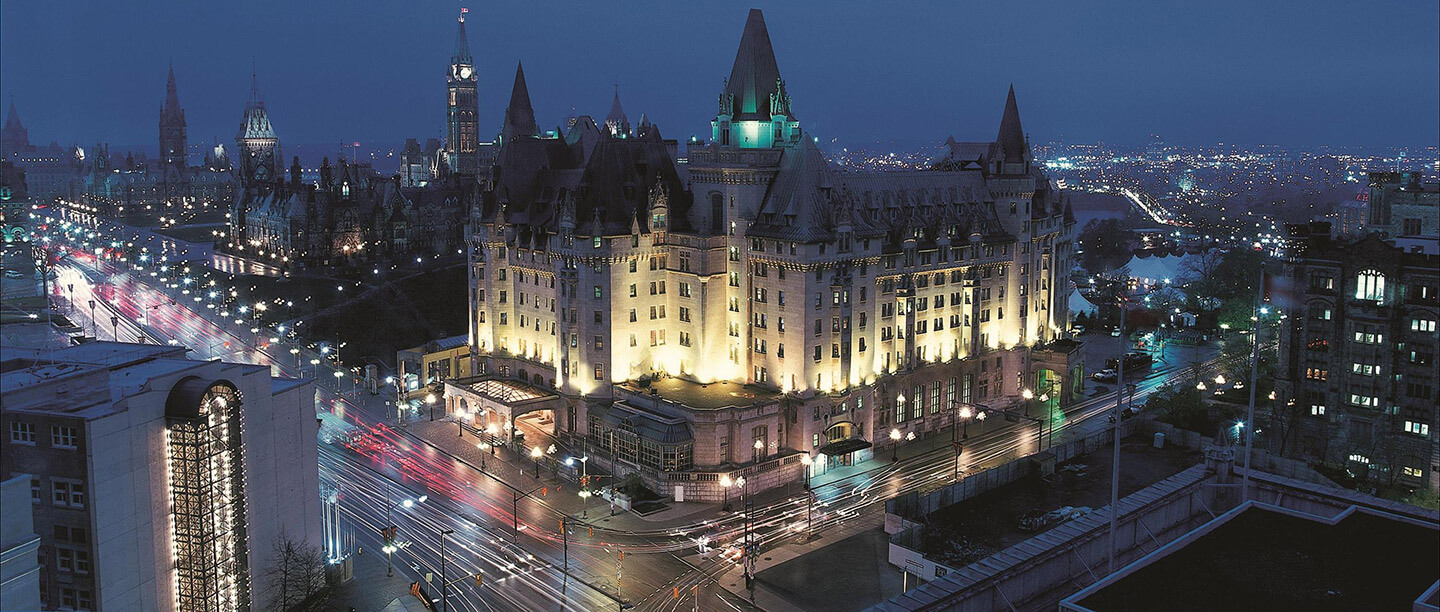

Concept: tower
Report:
left=1, top=97, right=29, bottom=158
left=604, top=86, right=630, bottom=137
left=235, top=72, right=280, bottom=191
left=446, top=10, right=479, bottom=175
left=159, top=64, right=188, bottom=170
left=712, top=9, right=800, bottom=149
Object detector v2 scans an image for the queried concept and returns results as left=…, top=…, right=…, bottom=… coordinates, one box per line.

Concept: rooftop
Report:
left=1068, top=503, right=1440, bottom=612
left=624, top=376, right=780, bottom=411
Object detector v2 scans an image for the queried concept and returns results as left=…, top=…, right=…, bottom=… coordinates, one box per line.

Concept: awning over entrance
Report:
left=819, top=438, right=872, bottom=456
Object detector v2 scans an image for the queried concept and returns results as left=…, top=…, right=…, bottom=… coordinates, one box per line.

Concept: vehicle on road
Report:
left=1105, top=352, right=1154, bottom=371
left=1091, top=368, right=1117, bottom=383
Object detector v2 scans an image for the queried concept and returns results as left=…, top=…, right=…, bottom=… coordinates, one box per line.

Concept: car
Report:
left=1070, top=325, right=1086, bottom=335
left=1105, top=352, right=1154, bottom=371
left=1110, top=328, right=1122, bottom=337
left=1091, top=368, right=1118, bottom=383
left=3, top=269, right=25, bottom=279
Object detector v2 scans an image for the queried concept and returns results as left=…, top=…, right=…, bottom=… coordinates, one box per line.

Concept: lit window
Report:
left=1404, top=421, right=1431, bottom=437
left=1354, top=269, right=1385, bottom=302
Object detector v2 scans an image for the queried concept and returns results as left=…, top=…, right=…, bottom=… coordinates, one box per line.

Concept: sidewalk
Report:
left=330, top=539, right=423, bottom=611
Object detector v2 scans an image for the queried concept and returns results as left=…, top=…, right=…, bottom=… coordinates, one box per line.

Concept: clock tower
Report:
left=446, top=10, right=479, bottom=176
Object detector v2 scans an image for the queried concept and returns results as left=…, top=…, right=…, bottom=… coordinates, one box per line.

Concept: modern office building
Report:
left=1274, top=223, right=1440, bottom=493
left=1, top=342, right=321, bottom=611
left=456, top=9, right=1082, bottom=498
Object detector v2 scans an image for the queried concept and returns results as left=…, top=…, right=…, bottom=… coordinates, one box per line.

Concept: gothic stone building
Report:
left=457, top=10, right=1081, bottom=498
left=228, top=66, right=475, bottom=269
left=1275, top=225, right=1440, bottom=493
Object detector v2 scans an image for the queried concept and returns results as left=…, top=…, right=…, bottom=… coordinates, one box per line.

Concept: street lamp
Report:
left=753, top=438, right=765, bottom=463
left=426, top=393, right=437, bottom=421
left=889, top=428, right=901, bottom=462
left=87, top=299, right=96, bottom=336
left=109, top=315, right=119, bottom=341
left=799, top=454, right=813, bottom=489
left=1021, top=388, right=1034, bottom=417
left=456, top=409, right=469, bottom=437
left=720, top=475, right=733, bottom=512
left=531, top=446, right=543, bottom=478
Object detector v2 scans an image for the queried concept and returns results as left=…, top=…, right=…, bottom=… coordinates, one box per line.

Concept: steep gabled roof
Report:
left=996, top=85, right=1026, bottom=163
left=501, top=63, right=539, bottom=142
left=722, top=9, right=791, bottom=122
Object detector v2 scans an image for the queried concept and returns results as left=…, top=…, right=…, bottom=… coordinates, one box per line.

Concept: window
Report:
left=593, top=335, right=604, bottom=350
left=1403, top=218, right=1423, bottom=235
left=679, top=282, right=692, bottom=298
left=10, top=421, right=35, bottom=445
left=1404, top=421, right=1431, bottom=437
left=1310, top=404, right=1325, bottom=416
left=1403, top=466, right=1424, bottom=478
left=1354, top=269, right=1385, bottom=302
left=594, top=366, right=604, bottom=380
left=594, top=285, right=603, bottom=299
left=52, top=480, right=85, bottom=508
left=30, top=478, right=40, bottom=504
left=51, top=425, right=78, bottom=449
left=1348, top=394, right=1378, bottom=407
left=1411, top=318, right=1437, bottom=333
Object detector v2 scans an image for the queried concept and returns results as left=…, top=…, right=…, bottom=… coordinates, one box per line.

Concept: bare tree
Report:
left=264, top=533, right=330, bottom=611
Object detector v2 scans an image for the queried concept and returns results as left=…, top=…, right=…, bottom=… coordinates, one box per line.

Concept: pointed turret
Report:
left=996, top=84, right=1027, bottom=163
left=605, top=87, right=630, bottom=137
left=238, top=72, right=276, bottom=141
left=722, top=9, right=790, bottom=122
left=501, top=62, right=540, bottom=142
left=236, top=71, right=280, bottom=189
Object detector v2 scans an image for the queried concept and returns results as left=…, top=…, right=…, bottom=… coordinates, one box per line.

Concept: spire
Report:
left=501, top=62, right=539, bottom=141
left=247, top=68, right=264, bottom=108
left=4, top=96, right=20, bottom=130
left=163, top=63, right=181, bottom=115
left=453, top=11, right=473, bottom=64
left=605, top=86, right=629, bottom=136
left=996, top=84, right=1027, bottom=163
left=722, top=9, right=790, bottom=121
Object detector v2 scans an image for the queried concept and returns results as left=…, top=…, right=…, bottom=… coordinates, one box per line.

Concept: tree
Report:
left=1077, top=218, right=1135, bottom=274
left=264, top=534, right=331, bottom=612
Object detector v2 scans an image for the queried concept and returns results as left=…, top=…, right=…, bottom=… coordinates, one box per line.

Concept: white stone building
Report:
left=459, top=9, right=1082, bottom=499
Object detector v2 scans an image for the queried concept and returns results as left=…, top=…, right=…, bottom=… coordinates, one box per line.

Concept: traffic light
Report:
left=588, top=527, right=594, bottom=538
left=673, top=587, right=679, bottom=599
left=474, top=571, right=483, bottom=586
left=542, top=486, right=547, bottom=496
left=618, top=550, right=625, bottom=562
left=559, top=518, right=566, bottom=532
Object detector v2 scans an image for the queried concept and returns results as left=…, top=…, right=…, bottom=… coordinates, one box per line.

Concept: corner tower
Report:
left=446, top=10, right=480, bottom=175
left=712, top=9, right=800, bottom=148
left=159, top=64, right=188, bottom=170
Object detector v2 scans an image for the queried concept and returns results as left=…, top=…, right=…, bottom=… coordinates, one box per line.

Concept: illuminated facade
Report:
left=0, top=342, right=321, bottom=611
left=463, top=9, right=1081, bottom=496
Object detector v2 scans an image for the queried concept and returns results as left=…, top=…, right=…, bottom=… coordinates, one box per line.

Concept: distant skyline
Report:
left=2, top=1, right=1437, bottom=151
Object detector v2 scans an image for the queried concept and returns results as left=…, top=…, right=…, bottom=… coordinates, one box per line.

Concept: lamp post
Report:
left=889, top=428, right=901, bottom=461
left=456, top=409, right=468, bottom=437
left=753, top=438, right=765, bottom=463
left=738, top=476, right=754, bottom=591
left=799, top=454, right=813, bottom=489
left=426, top=393, right=437, bottom=421
left=953, top=403, right=973, bottom=482
left=109, top=315, right=119, bottom=341
left=476, top=442, right=489, bottom=471
left=720, top=475, right=733, bottom=512
left=87, top=299, right=96, bottom=336
left=439, top=528, right=455, bottom=612
left=1040, top=392, right=1053, bottom=450
left=485, top=424, right=498, bottom=456
left=531, top=446, right=543, bottom=478
left=1021, top=388, right=1034, bottom=417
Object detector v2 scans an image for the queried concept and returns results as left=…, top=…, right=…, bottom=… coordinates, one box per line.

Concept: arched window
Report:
left=1355, top=269, right=1386, bottom=302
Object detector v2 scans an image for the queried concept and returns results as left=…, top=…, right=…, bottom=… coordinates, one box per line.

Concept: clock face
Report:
left=459, top=66, right=472, bottom=79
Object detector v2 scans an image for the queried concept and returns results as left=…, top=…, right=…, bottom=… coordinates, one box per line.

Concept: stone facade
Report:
left=1274, top=226, right=1440, bottom=492
left=460, top=9, right=1081, bottom=495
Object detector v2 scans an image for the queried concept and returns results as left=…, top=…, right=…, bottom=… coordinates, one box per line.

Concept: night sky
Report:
left=2, top=1, right=1436, bottom=151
